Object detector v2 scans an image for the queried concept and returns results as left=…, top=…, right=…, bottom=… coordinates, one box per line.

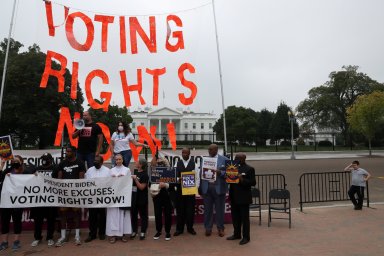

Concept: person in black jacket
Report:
left=226, top=153, right=256, bottom=245
left=173, top=148, right=197, bottom=236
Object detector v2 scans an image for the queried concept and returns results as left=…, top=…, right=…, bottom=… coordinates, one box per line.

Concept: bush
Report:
left=280, top=140, right=291, bottom=146
left=318, top=140, right=333, bottom=147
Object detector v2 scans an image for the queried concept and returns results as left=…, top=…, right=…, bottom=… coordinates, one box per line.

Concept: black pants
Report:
left=88, top=208, right=106, bottom=238
left=1, top=208, right=23, bottom=234
left=348, top=185, right=365, bottom=208
left=31, top=207, right=56, bottom=240
left=231, top=203, right=250, bottom=240
left=175, top=194, right=195, bottom=232
left=153, top=193, right=172, bottom=233
left=131, top=203, right=148, bottom=234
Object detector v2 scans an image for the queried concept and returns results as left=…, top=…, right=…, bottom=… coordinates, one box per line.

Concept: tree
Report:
left=347, top=91, right=384, bottom=156
left=269, top=102, right=299, bottom=144
left=213, top=105, right=258, bottom=144
left=255, top=108, right=274, bottom=146
left=297, top=65, right=384, bottom=146
left=0, top=38, right=84, bottom=148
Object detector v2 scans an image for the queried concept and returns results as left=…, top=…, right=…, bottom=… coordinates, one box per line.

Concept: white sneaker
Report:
left=30, top=240, right=40, bottom=247
left=55, top=237, right=66, bottom=247
left=74, top=237, right=81, bottom=245
left=47, top=239, right=54, bottom=247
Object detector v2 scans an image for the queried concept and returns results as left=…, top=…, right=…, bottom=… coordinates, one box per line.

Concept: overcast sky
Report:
left=1, top=0, right=384, bottom=117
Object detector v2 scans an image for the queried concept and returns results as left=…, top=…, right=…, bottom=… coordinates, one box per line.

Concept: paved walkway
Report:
left=4, top=203, right=383, bottom=256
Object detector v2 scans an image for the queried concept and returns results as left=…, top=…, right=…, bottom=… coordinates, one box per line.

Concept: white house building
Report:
left=129, top=107, right=218, bottom=141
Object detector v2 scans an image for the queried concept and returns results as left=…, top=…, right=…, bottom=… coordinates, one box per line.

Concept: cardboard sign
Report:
left=225, top=160, right=240, bottom=184
left=150, top=167, right=177, bottom=184
left=181, top=171, right=197, bottom=195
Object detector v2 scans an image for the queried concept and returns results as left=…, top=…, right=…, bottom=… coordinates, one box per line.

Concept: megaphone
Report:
left=74, top=119, right=85, bottom=130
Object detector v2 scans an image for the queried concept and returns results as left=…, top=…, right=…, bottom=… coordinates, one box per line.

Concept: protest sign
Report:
left=150, top=167, right=177, bottom=183
left=201, top=157, right=217, bottom=182
left=181, top=171, right=197, bottom=195
left=0, top=135, right=14, bottom=161
left=0, top=174, right=132, bottom=208
left=225, top=160, right=240, bottom=184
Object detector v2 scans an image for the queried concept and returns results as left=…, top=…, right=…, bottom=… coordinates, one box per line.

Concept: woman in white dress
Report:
left=106, top=154, right=132, bottom=243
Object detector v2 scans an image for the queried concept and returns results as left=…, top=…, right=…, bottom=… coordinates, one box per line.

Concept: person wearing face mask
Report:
left=226, top=153, right=256, bottom=245
left=0, top=155, right=27, bottom=251
left=72, top=111, right=103, bottom=169
left=110, top=121, right=148, bottom=167
left=84, top=156, right=110, bottom=243
left=30, top=153, right=59, bottom=247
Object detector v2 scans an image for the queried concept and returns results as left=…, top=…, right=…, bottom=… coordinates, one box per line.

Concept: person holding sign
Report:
left=0, top=155, right=28, bottom=251
left=130, top=158, right=149, bottom=240
left=110, top=122, right=148, bottom=167
left=150, top=153, right=173, bottom=241
left=56, top=146, right=86, bottom=247
left=200, top=144, right=228, bottom=237
left=226, top=153, right=256, bottom=245
left=30, top=153, right=59, bottom=247
left=72, top=111, right=103, bottom=169
left=174, top=148, right=198, bottom=236
left=106, top=154, right=132, bottom=244
left=84, top=156, right=110, bottom=243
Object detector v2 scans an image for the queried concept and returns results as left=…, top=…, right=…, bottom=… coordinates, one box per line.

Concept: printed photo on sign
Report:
left=225, top=160, right=240, bottom=184
left=150, top=167, right=177, bottom=184
left=0, top=135, right=14, bottom=161
left=181, top=171, right=197, bottom=195
left=201, top=157, right=217, bottom=182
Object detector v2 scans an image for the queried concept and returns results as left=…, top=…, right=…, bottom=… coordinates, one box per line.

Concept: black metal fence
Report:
left=255, top=174, right=287, bottom=205
left=298, top=171, right=370, bottom=211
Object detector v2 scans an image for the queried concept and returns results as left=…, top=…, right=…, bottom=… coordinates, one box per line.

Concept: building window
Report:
left=184, top=135, right=188, bottom=141
left=209, top=123, right=213, bottom=129
left=193, top=123, right=196, bottom=129
left=184, top=123, right=188, bottom=129
left=201, top=123, right=204, bottom=129
left=132, top=122, right=136, bottom=128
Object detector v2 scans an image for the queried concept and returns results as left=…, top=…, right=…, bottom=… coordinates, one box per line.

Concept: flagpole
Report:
left=211, top=0, right=228, bottom=155
left=0, top=0, right=18, bottom=121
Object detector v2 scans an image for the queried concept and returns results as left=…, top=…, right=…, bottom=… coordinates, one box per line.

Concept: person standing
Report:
left=110, top=122, right=148, bottom=167
left=30, top=153, right=59, bottom=247
left=56, top=146, right=86, bottom=247
left=199, top=144, right=228, bottom=237
left=344, top=160, right=371, bottom=210
left=130, top=158, right=149, bottom=240
left=174, top=148, right=197, bottom=236
left=0, top=155, right=28, bottom=251
left=106, top=154, right=132, bottom=243
left=72, top=111, right=103, bottom=168
left=226, top=153, right=256, bottom=245
left=84, top=156, right=110, bottom=243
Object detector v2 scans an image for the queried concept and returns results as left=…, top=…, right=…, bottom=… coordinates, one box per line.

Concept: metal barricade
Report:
left=255, top=174, right=287, bottom=205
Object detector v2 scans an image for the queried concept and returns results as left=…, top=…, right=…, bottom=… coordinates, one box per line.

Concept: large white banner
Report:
left=0, top=174, right=132, bottom=208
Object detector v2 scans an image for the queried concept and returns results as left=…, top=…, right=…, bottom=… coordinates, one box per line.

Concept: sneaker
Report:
left=47, top=239, right=55, bottom=247
left=31, top=240, right=41, bottom=247
left=12, top=240, right=21, bottom=251
left=74, top=237, right=81, bottom=245
left=140, top=233, right=146, bottom=240
left=153, top=232, right=161, bottom=240
left=0, top=241, right=8, bottom=250
left=55, top=237, right=66, bottom=247
left=0, top=241, right=8, bottom=251
left=130, top=232, right=137, bottom=240
left=165, top=233, right=171, bottom=241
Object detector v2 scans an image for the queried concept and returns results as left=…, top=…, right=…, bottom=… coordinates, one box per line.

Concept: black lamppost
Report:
left=288, top=111, right=296, bottom=160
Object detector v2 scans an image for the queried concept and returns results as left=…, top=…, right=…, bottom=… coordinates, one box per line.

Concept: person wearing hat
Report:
left=30, top=153, right=59, bottom=247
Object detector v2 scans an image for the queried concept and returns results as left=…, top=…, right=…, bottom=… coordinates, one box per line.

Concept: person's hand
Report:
left=131, top=175, right=137, bottom=180
left=159, top=182, right=168, bottom=188
left=34, top=172, right=38, bottom=176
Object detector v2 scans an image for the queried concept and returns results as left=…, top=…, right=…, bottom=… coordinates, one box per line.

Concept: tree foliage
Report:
left=347, top=91, right=384, bottom=155
left=269, top=102, right=299, bottom=142
left=0, top=38, right=84, bottom=148
left=297, top=65, right=384, bottom=145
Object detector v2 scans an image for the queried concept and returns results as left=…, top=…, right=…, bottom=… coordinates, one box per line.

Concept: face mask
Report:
left=11, top=162, right=21, bottom=169
left=94, top=162, right=101, bottom=169
left=118, top=126, right=124, bottom=132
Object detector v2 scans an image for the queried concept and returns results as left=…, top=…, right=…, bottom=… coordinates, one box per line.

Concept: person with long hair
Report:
left=110, top=121, right=148, bottom=167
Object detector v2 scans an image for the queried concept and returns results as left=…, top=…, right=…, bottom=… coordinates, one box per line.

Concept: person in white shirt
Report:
left=84, top=156, right=110, bottom=243
left=110, top=122, right=148, bottom=167
left=106, top=154, right=132, bottom=243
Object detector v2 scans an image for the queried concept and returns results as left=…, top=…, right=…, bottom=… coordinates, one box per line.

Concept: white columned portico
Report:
left=158, top=119, right=162, bottom=135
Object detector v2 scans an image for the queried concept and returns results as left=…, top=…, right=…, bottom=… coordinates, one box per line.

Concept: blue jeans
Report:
left=112, top=150, right=132, bottom=167
left=77, top=152, right=95, bottom=169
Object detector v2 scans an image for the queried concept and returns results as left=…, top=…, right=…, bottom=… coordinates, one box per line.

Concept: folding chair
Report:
left=249, top=187, right=262, bottom=225
left=268, top=189, right=291, bottom=228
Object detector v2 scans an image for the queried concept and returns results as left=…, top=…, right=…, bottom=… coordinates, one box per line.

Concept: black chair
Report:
left=249, top=187, right=262, bottom=225
left=268, top=189, right=291, bottom=228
